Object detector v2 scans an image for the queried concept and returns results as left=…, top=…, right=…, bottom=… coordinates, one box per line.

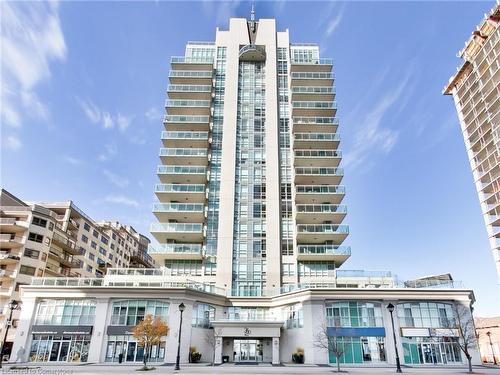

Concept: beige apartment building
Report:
left=0, top=189, right=153, bottom=357
left=444, top=3, right=500, bottom=280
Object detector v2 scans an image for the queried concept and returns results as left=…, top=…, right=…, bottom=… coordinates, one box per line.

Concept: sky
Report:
left=0, top=0, right=498, bottom=316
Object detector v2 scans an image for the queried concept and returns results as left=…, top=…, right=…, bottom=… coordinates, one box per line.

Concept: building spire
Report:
left=250, top=2, right=255, bottom=22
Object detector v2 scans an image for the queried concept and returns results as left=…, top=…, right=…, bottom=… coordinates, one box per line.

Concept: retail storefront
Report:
left=401, top=330, right=462, bottom=364
left=105, top=334, right=166, bottom=363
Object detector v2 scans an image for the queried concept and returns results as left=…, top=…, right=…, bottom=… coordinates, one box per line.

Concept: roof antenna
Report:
left=250, top=2, right=256, bottom=32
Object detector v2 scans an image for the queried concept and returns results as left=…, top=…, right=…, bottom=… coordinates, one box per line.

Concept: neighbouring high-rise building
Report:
left=444, top=3, right=500, bottom=280
left=10, top=14, right=480, bottom=367
left=0, top=189, right=154, bottom=357
left=149, top=11, right=349, bottom=297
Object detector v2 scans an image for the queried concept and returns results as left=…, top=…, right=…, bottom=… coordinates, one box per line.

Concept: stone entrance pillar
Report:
left=272, top=337, right=280, bottom=364
left=215, top=336, right=223, bottom=364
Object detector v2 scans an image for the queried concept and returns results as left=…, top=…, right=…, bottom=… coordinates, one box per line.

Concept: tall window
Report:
left=283, top=304, right=303, bottom=328
left=326, top=301, right=383, bottom=327
left=191, top=303, right=215, bottom=328
left=397, top=302, right=455, bottom=328
left=35, top=300, right=96, bottom=325
left=110, top=300, right=169, bottom=326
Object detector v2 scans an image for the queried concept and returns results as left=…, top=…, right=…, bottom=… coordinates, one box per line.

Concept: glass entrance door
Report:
left=234, top=339, right=262, bottom=362
left=126, top=342, right=136, bottom=362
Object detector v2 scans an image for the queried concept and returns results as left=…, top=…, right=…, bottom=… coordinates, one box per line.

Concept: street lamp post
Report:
left=387, top=303, right=402, bottom=373
left=486, top=331, right=497, bottom=365
left=174, top=302, right=185, bottom=371
left=0, top=300, right=19, bottom=369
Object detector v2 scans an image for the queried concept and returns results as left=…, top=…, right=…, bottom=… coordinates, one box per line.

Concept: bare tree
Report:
left=205, top=328, right=223, bottom=366
left=313, top=324, right=345, bottom=372
left=445, top=304, right=477, bottom=373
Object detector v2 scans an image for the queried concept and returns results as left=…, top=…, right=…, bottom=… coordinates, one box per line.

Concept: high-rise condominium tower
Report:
left=150, top=16, right=350, bottom=296
left=444, top=3, right=500, bottom=280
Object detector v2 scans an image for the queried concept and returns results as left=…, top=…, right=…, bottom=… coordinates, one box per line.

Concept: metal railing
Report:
left=150, top=223, right=203, bottom=233
left=164, top=115, right=210, bottom=123
left=297, top=245, right=351, bottom=255
left=148, top=243, right=202, bottom=254
left=296, top=224, right=349, bottom=234
left=296, top=185, right=345, bottom=194
left=155, top=184, right=205, bottom=193
left=296, top=204, right=347, bottom=213
left=170, top=56, right=214, bottom=64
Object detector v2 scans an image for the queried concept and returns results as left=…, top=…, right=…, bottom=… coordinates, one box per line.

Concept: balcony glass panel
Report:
left=292, top=87, right=335, bottom=94
left=169, top=71, right=213, bottom=78
left=296, top=185, right=345, bottom=194
left=295, top=167, right=344, bottom=175
left=295, top=150, right=341, bottom=158
left=165, top=100, right=211, bottom=107
left=164, top=115, right=210, bottom=123
left=296, top=204, right=347, bottom=213
left=292, top=101, right=337, bottom=109
left=294, top=133, right=339, bottom=141
left=298, top=245, right=351, bottom=255
left=153, top=203, right=204, bottom=212
left=157, top=166, right=207, bottom=174
left=159, top=148, right=207, bottom=157
left=291, top=58, right=333, bottom=65
left=149, top=244, right=202, bottom=254
left=155, top=184, right=205, bottom=193
left=296, top=224, right=349, bottom=233
left=170, top=56, right=214, bottom=64
left=150, top=223, right=203, bottom=232
left=161, top=131, right=209, bottom=140
left=293, top=117, right=339, bottom=125
left=168, top=85, right=212, bottom=93
left=291, top=72, right=334, bottom=79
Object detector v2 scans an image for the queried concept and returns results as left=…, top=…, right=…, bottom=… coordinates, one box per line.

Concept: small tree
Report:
left=205, top=328, right=223, bottom=365
left=313, top=324, right=344, bottom=372
left=449, top=304, right=477, bottom=374
left=132, top=314, right=169, bottom=369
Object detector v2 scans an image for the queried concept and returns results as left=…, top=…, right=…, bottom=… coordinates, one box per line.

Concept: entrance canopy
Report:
left=211, top=320, right=283, bottom=338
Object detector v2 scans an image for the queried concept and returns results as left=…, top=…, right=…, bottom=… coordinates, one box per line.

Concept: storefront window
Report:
left=105, top=335, right=166, bottom=363
left=329, top=337, right=386, bottom=364
left=402, top=337, right=462, bottom=364
left=34, top=300, right=96, bottom=325
left=397, top=302, right=455, bottom=328
left=326, top=302, right=383, bottom=327
left=29, top=334, right=90, bottom=363
left=110, top=300, right=169, bottom=326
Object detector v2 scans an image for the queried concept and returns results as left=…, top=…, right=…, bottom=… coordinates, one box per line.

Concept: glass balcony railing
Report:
left=165, top=100, right=211, bottom=108
left=296, top=185, right=345, bottom=194
left=153, top=203, right=204, bottom=213
left=296, top=204, right=347, bottom=213
left=150, top=223, right=203, bottom=233
left=164, top=115, right=210, bottom=124
left=336, top=270, right=392, bottom=278
left=295, top=133, right=340, bottom=141
left=292, top=87, right=336, bottom=94
left=296, top=224, right=349, bottom=234
left=155, top=184, right=205, bottom=193
left=298, top=245, right=351, bottom=255
left=169, top=71, right=213, bottom=78
left=157, top=166, right=207, bottom=175
left=159, top=148, right=207, bottom=157
left=161, top=131, right=209, bottom=140
left=168, top=84, right=212, bottom=93
left=295, top=150, right=341, bottom=158
left=292, top=101, right=337, bottom=109
left=295, top=167, right=344, bottom=176
left=291, top=58, right=333, bottom=65
left=291, top=72, right=334, bottom=79
left=148, top=243, right=202, bottom=254
left=293, top=117, right=339, bottom=125
left=170, top=56, right=214, bottom=64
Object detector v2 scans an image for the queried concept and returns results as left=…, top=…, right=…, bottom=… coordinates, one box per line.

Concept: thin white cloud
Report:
left=4, top=135, right=22, bottom=151
left=103, top=169, right=129, bottom=189
left=325, top=6, right=344, bottom=38
left=63, top=155, right=83, bottom=165
left=145, top=107, right=163, bottom=122
left=98, top=143, right=118, bottom=162
left=202, top=1, right=242, bottom=27
left=0, top=1, right=66, bottom=128
left=104, top=195, right=139, bottom=208
left=77, top=98, right=132, bottom=133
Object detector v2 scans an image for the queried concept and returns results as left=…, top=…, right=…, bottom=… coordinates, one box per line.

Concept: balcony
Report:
left=170, top=56, right=214, bottom=71
left=165, top=100, right=211, bottom=116
left=129, top=250, right=155, bottom=268
left=157, top=165, right=207, bottom=184
left=0, top=234, right=24, bottom=249
left=51, top=233, right=79, bottom=255
left=297, top=245, right=351, bottom=263
left=161, top=131, right=209, bottom=148
left=293, top=117, right=339, bottom=133
left=167, top=84, right=212, bottom=100
left=291, top=86, right=335, bottom=101
left=148, top=243, right=203, bottom=261
left=44, top=263, right=78, bottom=278
left=169, top=70, right=213, bottom=85
left=291, top=72, right=334, bottom=86
left=150, top=222, right=204, bottom=242
left=295, top=204, right=347, bottom=224
left=0, top=251, right=20, bottom=264
left=294, top=149, right=341, bottom=167
left=0, top=269, right=16, bottom=280
left=290, top=58, right=333, bottom=72
left=296, top=224, right=349, bottom=244
left=48, top=249, right=81, bottom=268
left=295, top=167, right=344, bottom=185
left=155, top=184, right=206, bottom=203
left=293, top=132, right=340, bottom=149
left=0, top=217, right=28, bottom=233
left=295, top=185, right=345, bottom=204
left=292, top=101, right=337, bottom=117
left=159, top=148, right=208, bottom=165
left=164, top=115, right=210, bottom=131
left=239, top=45, right=266, bottom=62
left=152, top=203, right=205, bottom=222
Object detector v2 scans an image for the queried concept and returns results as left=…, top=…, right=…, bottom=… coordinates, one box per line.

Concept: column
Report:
left=382, top=300, right=404, bottom=366
left=88, top=297, right=109, bottom=363
left=214, top=336, right=223, bottom=364
left=10, top=296, right=36, bottom=363
left=165, top=300, right=193, bottom=364
left=272, top=337, right=280, bottom=364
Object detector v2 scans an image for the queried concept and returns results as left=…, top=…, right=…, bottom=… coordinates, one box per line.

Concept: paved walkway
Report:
left=1, top=363, right=500, bottom=375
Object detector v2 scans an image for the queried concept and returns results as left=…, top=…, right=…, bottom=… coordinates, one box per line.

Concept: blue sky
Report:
left=1, top=1, right=498, bottom=316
